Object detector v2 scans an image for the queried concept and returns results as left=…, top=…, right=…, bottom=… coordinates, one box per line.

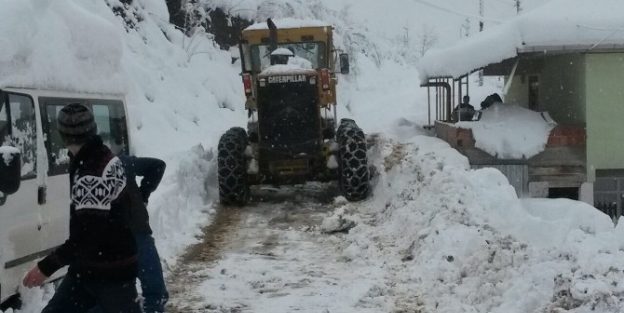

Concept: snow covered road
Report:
left=165, top=136, right=624, bottom=313
left=167, top=186, right=387, bottom=313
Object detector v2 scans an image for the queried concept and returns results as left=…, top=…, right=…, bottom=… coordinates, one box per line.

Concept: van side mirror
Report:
left=339, top=53, right=350, bottom=74
left=0, top=147, right=21, bottom=195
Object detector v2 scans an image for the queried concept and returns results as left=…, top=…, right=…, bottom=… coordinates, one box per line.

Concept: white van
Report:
left=0, top=87, right=131, bottom=309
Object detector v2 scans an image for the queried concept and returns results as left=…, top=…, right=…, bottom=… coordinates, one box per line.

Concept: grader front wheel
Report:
left=217, top=127, right=249, bottom=205
left=337, top=119, right=370, bottom=201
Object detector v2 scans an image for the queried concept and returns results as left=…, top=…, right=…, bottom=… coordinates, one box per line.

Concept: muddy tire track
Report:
left=166, top=204, right=242, bottom=313
left=165, top=185, right=340, bottom=312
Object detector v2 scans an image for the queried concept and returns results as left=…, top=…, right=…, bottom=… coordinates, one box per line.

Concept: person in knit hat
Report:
left=22, top=103, right=141, bottom=313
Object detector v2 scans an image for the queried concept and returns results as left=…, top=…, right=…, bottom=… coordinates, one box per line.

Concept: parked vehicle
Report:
left=0, top=87, right=130, bottom=310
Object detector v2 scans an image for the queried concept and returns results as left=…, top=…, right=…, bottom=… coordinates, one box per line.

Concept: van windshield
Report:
left=40, top=97, right=129, bottom=176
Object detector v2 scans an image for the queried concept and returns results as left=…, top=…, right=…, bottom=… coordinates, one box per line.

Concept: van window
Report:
left=0, top=93, right=37, bottom=179
left=39, top=97, right=129, bottom=176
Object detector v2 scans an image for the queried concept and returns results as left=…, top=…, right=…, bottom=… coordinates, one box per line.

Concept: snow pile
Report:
left=321, top=207, right=358, bottom=233
left=333, top=135, right=624, bottom=312
left=1, top=286, right=53, bottom=313
left=0, top=0, right=125, bottom=93
left=455, top=104, right=556, bottom=159
left=148, top=144, right=218, bottom=269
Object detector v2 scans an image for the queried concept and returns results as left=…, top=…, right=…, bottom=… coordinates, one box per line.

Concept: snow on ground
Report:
left=167, top=134, right=624, bottom=312
left=3, top=0, right=622, bottom=312
left=169, top=196, right=388, bottom=312
left=453, top=103, right=556, bottom=159
left=326, top=135, right=624, bottom=312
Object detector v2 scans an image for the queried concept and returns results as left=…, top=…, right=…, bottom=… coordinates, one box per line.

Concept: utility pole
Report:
left=479, top=0, right=484, bottom=31
left=515, top=0, right=522, bottom=14
left=478, top=0, right=484, bottom=86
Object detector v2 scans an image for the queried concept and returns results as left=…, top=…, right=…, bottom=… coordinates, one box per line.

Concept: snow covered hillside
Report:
left=5, top=0, right=624, bottom=312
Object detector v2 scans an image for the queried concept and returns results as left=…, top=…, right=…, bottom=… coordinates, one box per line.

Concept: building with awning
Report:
left=416, top=0, right=624, bottom=219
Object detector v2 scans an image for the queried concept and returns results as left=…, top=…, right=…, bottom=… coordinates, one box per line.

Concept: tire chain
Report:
left=337, top=120, right=371, bottom=201
left=217, top=127, right=249, bottom=205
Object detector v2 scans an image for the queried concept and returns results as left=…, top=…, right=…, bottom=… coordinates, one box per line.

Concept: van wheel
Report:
left=337, top=119, right=370, bottom=201
left=217, top=127, right=249, bottom=205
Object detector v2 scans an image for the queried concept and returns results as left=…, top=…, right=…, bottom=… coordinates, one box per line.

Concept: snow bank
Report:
left=332, top=135, right=624, bottom=312
left=1, top=1, right=244, bottom=309
left=148, top=145, right=218, bottom=270
left=454, top=104, right=556, bottom=159
left=0, top=0, right=125, bottom=93
left=321, top=207, right=358, bottom=233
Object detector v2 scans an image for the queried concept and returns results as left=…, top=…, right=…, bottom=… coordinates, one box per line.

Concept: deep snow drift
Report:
left=328, top=136, right=624, bottom=312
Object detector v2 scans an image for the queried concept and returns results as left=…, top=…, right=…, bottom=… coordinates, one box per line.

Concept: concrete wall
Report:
left=585, top=53, right=624, bottom=181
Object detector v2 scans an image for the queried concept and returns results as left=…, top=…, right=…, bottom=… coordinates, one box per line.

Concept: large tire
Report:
left=217, top=127, right=249, bottom=205
left=229, top=127, right=248, bottom=142
left=337, top=119, right=370, bottom=201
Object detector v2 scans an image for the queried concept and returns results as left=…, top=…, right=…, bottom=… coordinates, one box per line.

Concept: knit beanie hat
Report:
left=57, top=103, right=98, bottom=145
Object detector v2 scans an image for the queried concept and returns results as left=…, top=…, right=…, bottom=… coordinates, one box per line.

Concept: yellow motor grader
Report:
left=217, top=18, right=370, bottom=205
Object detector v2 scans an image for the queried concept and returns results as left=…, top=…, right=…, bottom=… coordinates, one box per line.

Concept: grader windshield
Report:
left=250, top=42, right=327, bottom=71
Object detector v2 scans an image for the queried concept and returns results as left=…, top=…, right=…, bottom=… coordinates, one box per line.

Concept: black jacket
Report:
left=38, top=136, right=137, bottom=282
left=118, top=155, right=166, bottom=234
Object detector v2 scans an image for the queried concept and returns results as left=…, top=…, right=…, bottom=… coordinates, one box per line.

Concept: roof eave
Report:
left=421, top=43, right=624, bottom=83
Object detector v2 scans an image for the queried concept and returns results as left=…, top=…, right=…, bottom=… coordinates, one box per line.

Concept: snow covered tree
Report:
left=417, top=23, right=438, bottom=57
left=104, top=0, right=144, bottom=30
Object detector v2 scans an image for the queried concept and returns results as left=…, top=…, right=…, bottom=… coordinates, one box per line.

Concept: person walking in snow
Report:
left=91, top=155, right=169, bottom=313
left=22, top=103, right=141, bottom=313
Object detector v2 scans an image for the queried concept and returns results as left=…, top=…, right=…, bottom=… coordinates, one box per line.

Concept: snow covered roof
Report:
left=244, top=18, right=331, bottom=31
left=417, top=0, right=624, bottom=81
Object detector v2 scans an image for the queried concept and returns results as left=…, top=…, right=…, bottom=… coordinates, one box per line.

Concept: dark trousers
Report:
left=135, top=232, right=169, bottom=313
left=90, top=233, right=168, bottom=313
left=42, top=273, right=141, bottom=313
